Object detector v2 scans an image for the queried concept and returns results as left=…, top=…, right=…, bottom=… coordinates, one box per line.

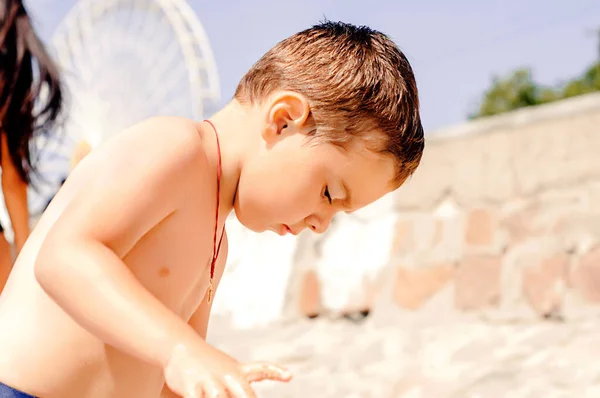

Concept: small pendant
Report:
left=207, top=279, right=214, bottom=304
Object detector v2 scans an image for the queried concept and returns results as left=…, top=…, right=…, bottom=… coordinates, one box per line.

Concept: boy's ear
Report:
left=262, top=91, right=311, bottom=143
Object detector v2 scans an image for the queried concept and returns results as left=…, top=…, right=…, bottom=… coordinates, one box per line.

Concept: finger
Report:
left=183, top=383, right=203, bottom=398
left=183, top=388, right=202, bottom=398
left=240, top=362, right=293, bottom=383
left=204, top=379, right=228, bottom=398
left=223, top=375, right=257, bottom=398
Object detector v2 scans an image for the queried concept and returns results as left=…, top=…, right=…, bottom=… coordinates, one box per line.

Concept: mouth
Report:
left=278, top=224, right=297, bottom=236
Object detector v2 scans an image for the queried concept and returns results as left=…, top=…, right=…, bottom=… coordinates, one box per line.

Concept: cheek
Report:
left=236, top=157, right=321, bottom=220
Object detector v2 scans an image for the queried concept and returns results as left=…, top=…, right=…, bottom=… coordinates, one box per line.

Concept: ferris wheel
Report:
left=25, top=0, right=221, bottom=219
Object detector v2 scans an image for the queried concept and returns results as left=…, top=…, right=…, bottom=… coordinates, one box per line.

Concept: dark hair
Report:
left=236, top=20, right=424, bottom=185
left=0, top=0, right=63, bottom=184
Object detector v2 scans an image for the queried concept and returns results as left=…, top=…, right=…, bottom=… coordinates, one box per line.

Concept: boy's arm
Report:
left=161, top=233, right=228, bottom=397
left=35, top=117, right=212, bottom=368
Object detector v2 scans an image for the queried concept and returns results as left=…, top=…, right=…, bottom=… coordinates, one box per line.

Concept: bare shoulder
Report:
left=81, top=116, right=213, bottom=195
left=101, top=116, right=208, bottom=167
left=46, top=116, right=213, bottom=254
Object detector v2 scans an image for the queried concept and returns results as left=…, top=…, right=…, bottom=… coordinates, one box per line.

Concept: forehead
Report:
left=323, top=140, right=396, bottom=211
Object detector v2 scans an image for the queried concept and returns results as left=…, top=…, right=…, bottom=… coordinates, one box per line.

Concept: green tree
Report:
left=469, top=68, right=541, bottom=119
left=563, top=62, right=600, bottom=98
left=470, top=61, right=600, bottom=119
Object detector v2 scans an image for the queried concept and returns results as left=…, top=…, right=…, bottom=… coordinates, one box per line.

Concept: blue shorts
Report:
left=0, top=382, right=35, bottom=398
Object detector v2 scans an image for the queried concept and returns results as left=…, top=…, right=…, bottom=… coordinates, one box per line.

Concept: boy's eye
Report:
left=324, top=186, right=332, bottom=204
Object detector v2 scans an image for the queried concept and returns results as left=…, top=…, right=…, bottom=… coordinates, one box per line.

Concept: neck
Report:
left=201, top=100, right=261, bottom=222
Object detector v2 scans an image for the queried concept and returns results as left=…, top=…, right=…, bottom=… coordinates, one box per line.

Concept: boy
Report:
left=0, top=21, right=424, bottom=398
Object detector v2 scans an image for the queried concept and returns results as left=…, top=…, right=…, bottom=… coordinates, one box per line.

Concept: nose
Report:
left=306, top=211, right=334, bottom=234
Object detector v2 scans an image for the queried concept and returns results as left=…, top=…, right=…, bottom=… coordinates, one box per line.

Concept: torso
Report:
left=0, top=121, right=228, bottom=398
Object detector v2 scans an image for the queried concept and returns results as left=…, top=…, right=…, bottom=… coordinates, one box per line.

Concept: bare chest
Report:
left=123, top=207, right=225, bottom=320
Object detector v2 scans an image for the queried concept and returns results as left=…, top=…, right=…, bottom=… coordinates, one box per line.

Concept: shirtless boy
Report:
left=0, top=21, right=424, bottom=398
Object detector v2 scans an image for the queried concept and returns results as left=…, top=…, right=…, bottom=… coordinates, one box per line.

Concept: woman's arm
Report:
left=0, top=131, right=29, bottom=254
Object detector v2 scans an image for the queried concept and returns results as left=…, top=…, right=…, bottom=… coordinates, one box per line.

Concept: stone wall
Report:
left=213, top=92, right=600, bottom=328
left=386, top=91, right=600, bottom=319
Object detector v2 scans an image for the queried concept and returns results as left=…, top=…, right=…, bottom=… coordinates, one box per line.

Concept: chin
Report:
left=232, top=209, right=265, bottom=233
left=232, top=196, right=274, bottom=233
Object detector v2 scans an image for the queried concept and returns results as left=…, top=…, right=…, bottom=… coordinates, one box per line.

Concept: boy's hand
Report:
left=164, top=343, right=292, bottom=397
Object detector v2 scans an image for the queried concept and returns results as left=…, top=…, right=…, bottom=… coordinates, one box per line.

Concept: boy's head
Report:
left=229, top=21, right=424, bottom=235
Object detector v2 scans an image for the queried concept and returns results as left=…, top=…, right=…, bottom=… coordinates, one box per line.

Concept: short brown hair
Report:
left=235, top=20, right=424, bottom=185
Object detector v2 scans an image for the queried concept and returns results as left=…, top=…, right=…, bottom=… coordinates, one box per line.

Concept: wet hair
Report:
left=236, top=20, right=424, bottom=185
left=0, top=0, right=64, bottom=184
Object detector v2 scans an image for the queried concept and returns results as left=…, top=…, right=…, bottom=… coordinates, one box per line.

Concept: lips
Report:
left=281, top=224, right=298, bottom=236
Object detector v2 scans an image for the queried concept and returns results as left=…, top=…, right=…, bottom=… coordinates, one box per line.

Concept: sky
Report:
left=25, top=0, right=600, bottom=133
